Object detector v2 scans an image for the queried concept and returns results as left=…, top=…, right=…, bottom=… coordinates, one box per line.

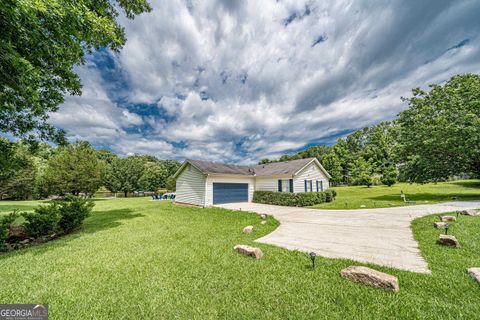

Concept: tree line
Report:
left=260, top=74, right=480, bottom=186
left=0, top=140, right=179, bottom=200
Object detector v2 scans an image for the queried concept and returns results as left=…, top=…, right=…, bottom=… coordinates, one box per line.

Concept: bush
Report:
left=331, top=189, right=337, bottom=199
left=22, top=204, right=60, bottom=237
left=0, top=212, right=18, bottom=251
left=253, top=191, right=330, bottom=207
left=58, top=196, right=94, bottom=233
left=325, top=190, right=333, bottom=202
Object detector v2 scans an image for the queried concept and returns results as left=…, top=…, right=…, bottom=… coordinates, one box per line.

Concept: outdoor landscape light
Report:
left=445, top=224, right=449, bottom=235
left=309, top=252, right=317, bottom=269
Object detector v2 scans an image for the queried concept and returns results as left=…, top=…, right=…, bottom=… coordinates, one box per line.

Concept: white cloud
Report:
left=51, top=0, right=480, bottom=163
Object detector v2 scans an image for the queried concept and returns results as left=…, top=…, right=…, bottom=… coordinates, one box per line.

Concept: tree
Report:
left=138, top=163, right=168, bottom=192
left=321, top=153, right=343, bottom=185
left=165, top=176, right=176, bottom=192
left=397, top=74, right=480, bottom=182
left=41, top=141, right=105, bottom=196
left=350, top=158, right=373, bottom=187
left=0, top=0, right=151, bottom=141
left=0, top=139, right=34, bottom=199
left=104, top=156, right=145, bottom=197
left=381, top=164, right=398, bottom=187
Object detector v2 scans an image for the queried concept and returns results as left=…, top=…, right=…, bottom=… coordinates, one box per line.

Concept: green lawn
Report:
left=1, top=198, right=480, bottom=319
left=311, top=179, right=480, bottom=209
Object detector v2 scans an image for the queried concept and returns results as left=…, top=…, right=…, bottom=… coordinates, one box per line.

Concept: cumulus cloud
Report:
left=51, top=0, right=480, bottom=163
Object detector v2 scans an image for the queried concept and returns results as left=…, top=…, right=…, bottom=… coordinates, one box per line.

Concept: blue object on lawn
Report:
left=170, top=194, right=175, bottom=199
left=152, top=195, right=156, bottom=200
left=157, top=193, right=163, bottom=200
left=163, top=194, right=168, bottom=199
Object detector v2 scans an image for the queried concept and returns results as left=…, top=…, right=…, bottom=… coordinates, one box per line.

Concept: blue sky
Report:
left=49, top=0, right=480, bottom=164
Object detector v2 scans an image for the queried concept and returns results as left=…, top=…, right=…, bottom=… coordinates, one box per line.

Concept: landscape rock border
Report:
left=234, top=244, right=263, bottom=259
left=341, top=266, right=400, bottom=292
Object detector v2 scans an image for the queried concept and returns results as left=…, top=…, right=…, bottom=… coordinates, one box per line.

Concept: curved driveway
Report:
left=217, top=201, right=480, bottom=273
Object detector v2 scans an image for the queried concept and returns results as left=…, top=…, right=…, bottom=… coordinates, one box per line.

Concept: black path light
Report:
left=309, top=252, right=317, bottom=269
left=445, top=224, right=450, bottom=235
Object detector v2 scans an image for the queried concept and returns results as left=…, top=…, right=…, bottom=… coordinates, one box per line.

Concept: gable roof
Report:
left=253, top=158, right=316, bottom=176
left=174, top=157, right=331, bottom=179
left=188, top=159, right=254, bottom=176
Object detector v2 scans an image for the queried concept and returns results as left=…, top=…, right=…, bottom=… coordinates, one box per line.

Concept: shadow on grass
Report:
left=83, top=208, right=143, bottom=234
left=0, top=208, right=143, bottom=258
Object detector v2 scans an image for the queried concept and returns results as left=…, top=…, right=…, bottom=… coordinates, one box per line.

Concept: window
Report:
left=278, top=179, right=293, bottom=192
left=305, top=180, right=313, bottom=192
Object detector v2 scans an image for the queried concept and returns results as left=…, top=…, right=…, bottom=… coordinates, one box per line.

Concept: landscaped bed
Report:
left=0, top=198, right=479, bottom=319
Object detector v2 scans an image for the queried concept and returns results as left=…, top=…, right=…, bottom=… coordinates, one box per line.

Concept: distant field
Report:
left=310, top=180, right=480, bottom=209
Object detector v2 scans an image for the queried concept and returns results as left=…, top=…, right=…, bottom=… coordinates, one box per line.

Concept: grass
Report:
left=310, top=179, right=480, bottom=209
left=1, top=198, right=480, bottom=319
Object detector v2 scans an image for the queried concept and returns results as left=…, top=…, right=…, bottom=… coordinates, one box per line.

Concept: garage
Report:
left=213, top=183, right=249, bottom=204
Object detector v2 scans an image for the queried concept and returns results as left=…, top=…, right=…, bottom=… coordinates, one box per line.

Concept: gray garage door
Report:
left=213, top=183, right=249, bottom=204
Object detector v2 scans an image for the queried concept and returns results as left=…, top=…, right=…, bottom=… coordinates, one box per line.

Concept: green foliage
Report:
left=253, top=191, right=331, bottom=207
left=381, top=164, right=398, bottom=186
left=104, top=156, right=146, bottom=197
left=0, top=0, right=151, bottom=141
left=138, top=164, right=168, bottom=192
left=349, top=158, right=373, bottom=187
left=57, top=196, right=94, bottom=233
left=165, top=176, right=177, bottom=192
left=397, top=74, right=480, bottom=182
left=0, top=211, right=18, bottom=251
left=0, top=139, right=35, bottom=199
left=321, top=153, right=343, bottom=184
left=22, top=204, right=60, bottom=237
left=41, top=141, right=105, bottom=196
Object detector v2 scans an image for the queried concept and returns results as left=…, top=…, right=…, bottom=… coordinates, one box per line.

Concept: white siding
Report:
left=255, top=177, right=280, bottom=192
left=205, top=176, right=255, bottom=206
left=293, top=162, right=329, bottom=193
left=175, top=164, right=206, bottom=206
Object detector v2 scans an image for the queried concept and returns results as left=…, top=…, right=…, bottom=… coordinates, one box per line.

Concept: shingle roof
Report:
left=188, top=159, right=254, bottom=175
left=184, top=158, right=318, bottom=177
left=254, top=158, right=315, bottom=176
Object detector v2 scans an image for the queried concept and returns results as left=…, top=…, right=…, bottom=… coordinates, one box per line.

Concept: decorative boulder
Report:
left=438, top=235, right=460, bottom=248
left=234, top=244, right=263, bottom=259
left=440, top=216, right=456, bottom=222
left=433, top=222, right=448, bottom=229
left=243, top=226, right=253, bottom=234
left=459, top=209, right=480, bottom=216
left=467, top=268, right=480, bottom=284
left=260, top=214, right=267, bottom=220
left=341, top=266, right=399, bottom=292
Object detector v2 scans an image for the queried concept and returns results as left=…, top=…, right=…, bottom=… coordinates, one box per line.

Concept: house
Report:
left=173, top=157, right=331, bottom=207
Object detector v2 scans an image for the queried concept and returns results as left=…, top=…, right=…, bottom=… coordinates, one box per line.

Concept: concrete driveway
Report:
left=217, top=201, right=480, bottom=273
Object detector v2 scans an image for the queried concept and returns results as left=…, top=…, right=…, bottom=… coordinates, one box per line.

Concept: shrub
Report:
left=325, top=190, right=333, bottom=202
left=331, top=189, right=337, bottom=199
left=253, top=191, right=329, bottom=207
left=0, top=212, right=18, bottom=252
left=22, top=203, right=60, bottom=237
left=58, top=196, right=94, bottom=233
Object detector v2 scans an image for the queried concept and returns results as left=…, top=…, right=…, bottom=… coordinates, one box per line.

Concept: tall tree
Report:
left=349, top=157, right=373, bottom=187
left=139, top=163, right=168, bottom=192
left=397, top=74, right=480, bottom=182
left=104, top=156, right=145, bottom=197
left=41, top=141, right=105, bottom=196
left=0, top=0, right=151, bottom=141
